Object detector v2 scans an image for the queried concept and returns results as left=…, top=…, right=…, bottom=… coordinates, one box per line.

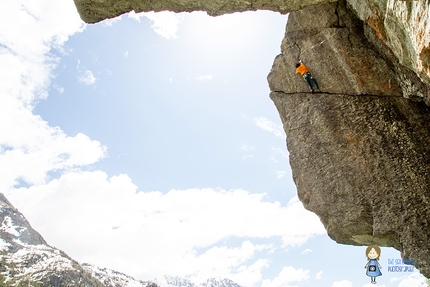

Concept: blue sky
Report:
left=0, top=1, right=428, bottom=286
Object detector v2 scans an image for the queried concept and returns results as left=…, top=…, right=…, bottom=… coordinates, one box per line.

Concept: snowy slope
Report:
left=160, top=276, right=242, bottom=287
left=201, top=278, right=242, bottom=287
left=0, top=193, right=104, bottom=287
left=82, top=263, right=159, bottom=287
left=0, top=193, right=242, bottom=287
left=81, top=267, right=243, bottom=287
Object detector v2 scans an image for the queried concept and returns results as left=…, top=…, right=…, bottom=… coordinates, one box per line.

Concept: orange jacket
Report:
left=295, top=63, right=310, bottom=76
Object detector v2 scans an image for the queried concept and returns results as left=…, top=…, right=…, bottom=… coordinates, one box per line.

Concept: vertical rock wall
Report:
left=268, top=0, right=430, bottom=277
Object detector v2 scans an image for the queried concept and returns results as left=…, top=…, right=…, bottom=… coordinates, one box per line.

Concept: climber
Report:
left=295, top=60, right=321, bottom=93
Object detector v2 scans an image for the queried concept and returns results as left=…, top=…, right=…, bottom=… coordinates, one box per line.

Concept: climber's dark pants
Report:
left=303, top=73, right=319, bottom=91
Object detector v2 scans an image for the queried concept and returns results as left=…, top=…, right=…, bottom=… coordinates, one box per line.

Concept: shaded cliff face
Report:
left=348, top=0, right=430, bottom=87
left=73, top=0, right=336, bottom=23
left=268, top=0, right=430, bottom=277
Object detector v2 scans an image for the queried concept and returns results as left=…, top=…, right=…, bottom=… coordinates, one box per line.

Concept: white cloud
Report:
left=127, top=10, right=147, bottom=22
left=272, top=147, right=289, bottom=159
left=254, top=117, right=284, bottom=138
left=240, top=144, right=255, bottom=152
left=234, top=259, right=270, bottom=287
left=0, top=0, right=104, bottom=190
left=0, top=129, right=105, bottom=188
left=361, top=284, right=385, bottom=287
left=101, top=15, right=122, bottom=26
left=261, top=266, right=309, bottom=287
left=301, top=248, right=312, bottom=254
left=332, top=280, right=353, bottom=287
left=276, top=171, right=287, bottom=178
left=52, top=84, right=65, bottom=94
left=76, top=59, right=96, bottom=85
left=196, top=75, right=213, bottom=81
left=78, top=69, right=96, bottom=85
left=8, top=172, right=325, bottom=285
left=123, top=51, right=129, bottom=57
left=240, top=144, right=255, bottom=160
left=270, top=156, right=279, bottom=163
left=0, top=0, right=84, bottom=106
left=184, top=242, right=272, bottom=284
left=316, top=270, right=323, bottom=279
left=393, top=273, right=428, bottom=287
left=129, top=11, right=183, bottom=39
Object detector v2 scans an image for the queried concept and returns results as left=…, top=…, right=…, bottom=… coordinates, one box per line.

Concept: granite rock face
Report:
left=268, top=1, right=403, bottom=97
left=73, top=0, right=335, bottom=23
left=348, top=0, right=430, bottom=87
left=268, top=0, right=430, bottom=277
left=271, top=92, right=430, bottom=275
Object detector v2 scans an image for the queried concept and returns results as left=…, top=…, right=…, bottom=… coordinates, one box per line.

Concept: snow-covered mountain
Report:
left=0, top=193, right=242, bottom=287
left=162, top=275, right=197, bottom=287
left=0, top=193, right=106, bottom=287
left=200, top=278, right=242, bottom=287
left=82, top=263, right=158, bottom=287
left=161, top=276, right=242, bottom=287
left=80, top=269, right=243, bottom=287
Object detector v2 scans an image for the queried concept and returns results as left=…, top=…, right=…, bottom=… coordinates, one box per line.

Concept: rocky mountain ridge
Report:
left=0, top=193, right=241, bottom=287
left=82, top=264, right=158, bottom=287
left=161, top=276, right=242, bottom=287
left=0, top=193, right=106, bottom=286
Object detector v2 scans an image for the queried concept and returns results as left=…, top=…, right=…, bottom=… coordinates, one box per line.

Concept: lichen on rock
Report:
left=348, top=0, right=430, bottom=85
